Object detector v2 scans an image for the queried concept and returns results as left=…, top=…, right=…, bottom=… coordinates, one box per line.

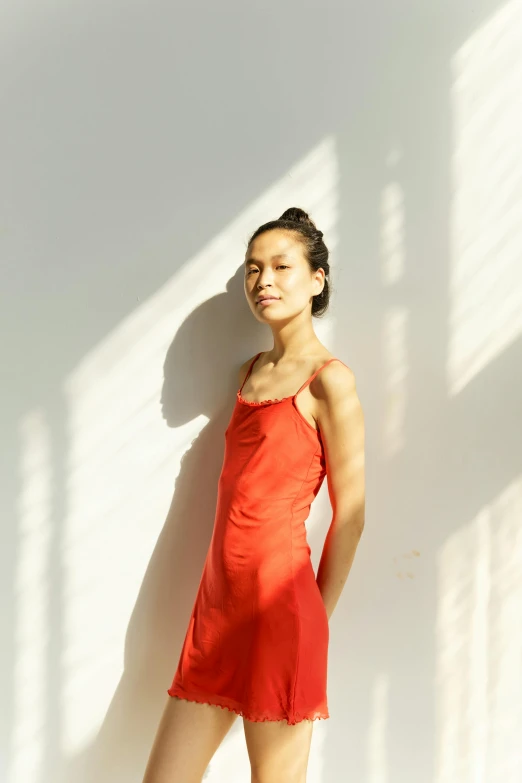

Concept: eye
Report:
left=246, top=265, right=288, bottom=275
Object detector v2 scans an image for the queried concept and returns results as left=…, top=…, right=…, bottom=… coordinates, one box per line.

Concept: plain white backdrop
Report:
left=1, top=1, right=521, bottom=781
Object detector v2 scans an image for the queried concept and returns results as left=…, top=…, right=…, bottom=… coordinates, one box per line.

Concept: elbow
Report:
left=331, top=490, right=365, bottom=534
left=334, top=506, right=365, bottom=536
left=354, top=514, right=365, bottom=536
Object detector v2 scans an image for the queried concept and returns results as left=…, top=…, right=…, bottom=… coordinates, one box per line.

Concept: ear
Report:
left=313, top=267, right=326, bottom=296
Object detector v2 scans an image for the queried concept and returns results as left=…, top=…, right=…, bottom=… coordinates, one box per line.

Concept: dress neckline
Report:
left=236, top=389, right=294, bottom=407
left=237, top=352, right=341, bottom=407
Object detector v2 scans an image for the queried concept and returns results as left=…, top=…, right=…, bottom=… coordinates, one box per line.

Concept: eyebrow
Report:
left=244, top=253, right=291, bottom=265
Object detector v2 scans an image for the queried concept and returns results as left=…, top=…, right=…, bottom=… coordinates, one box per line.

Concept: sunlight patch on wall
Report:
left=434, top=477, right=522, bottom=782
left=8, top=410, right=52, bottom=783
left=367, top=672, right=390, bottom=783
left=380, top=148, right=405, bottom=287
left=380, top=147, right=407, bottom=458
left=57, top=136, right=340, bottom=756
left=381, top=307, right=409, bottom=459
left=447, top=0, right=522, bottom=395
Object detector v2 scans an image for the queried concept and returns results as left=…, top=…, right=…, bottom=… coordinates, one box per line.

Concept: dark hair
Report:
left=246, top=207, right=331, bottom=317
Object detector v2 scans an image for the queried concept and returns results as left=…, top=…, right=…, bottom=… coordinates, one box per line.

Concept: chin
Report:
left=255, top=308, right=286, bottom=322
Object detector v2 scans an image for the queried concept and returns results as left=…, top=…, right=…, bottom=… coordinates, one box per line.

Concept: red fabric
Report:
left=168, top=352, right=343, bottom=724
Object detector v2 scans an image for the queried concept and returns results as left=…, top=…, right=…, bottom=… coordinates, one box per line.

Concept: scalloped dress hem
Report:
left=167, top=684, right=330, bottom=725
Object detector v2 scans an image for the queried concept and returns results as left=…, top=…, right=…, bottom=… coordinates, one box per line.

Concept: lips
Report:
left=257, top=296, right=279, bottom=303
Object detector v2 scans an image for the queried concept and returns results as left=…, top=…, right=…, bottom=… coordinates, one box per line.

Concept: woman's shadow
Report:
left=68, top=266, right=261, bottom=783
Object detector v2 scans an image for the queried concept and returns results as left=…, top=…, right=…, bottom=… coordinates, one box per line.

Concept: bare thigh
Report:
left=142, top=695, right=238, bottom=783
left=243, top=717, right=315, bottom=783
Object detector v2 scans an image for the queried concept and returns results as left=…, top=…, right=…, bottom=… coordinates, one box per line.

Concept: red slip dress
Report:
left=168, top=351, right=345, bottom=724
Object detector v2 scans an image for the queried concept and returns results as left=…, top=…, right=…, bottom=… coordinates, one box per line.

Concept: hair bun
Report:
left=278, top=207, right=317, bottom=231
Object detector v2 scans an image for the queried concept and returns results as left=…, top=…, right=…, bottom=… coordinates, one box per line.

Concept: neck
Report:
left=267, top=311, right=323, bottom=362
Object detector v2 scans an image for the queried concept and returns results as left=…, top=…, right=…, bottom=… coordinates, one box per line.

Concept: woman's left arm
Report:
left=315, top=362, right=365, bottom=621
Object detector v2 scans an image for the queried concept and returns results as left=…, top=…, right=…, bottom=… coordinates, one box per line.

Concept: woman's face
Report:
left=244, top=229, right=324, bottom=323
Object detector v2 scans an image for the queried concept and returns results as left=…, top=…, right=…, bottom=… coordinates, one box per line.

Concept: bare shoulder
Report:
left=237, top=353, right=259, bottom=387
left=315, top=359, right=357, bottom=397
left=313, top=360, right=363, bottom=420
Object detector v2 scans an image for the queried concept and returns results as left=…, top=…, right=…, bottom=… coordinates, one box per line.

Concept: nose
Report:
left=256, top=271, right=273, bottom=289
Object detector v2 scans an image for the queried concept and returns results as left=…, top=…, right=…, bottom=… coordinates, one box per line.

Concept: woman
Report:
left=143, top=207, right=365, bottom=783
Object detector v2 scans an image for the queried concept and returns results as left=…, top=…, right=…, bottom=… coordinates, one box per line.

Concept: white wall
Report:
left=1, top=1, right=521, bottom=781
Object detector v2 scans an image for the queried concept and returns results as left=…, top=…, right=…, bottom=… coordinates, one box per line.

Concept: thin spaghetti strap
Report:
left=239, top=352, right=263, bottom=393
left=294, top=357, right=345, bottom=398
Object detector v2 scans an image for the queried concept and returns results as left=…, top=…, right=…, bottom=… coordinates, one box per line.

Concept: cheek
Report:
left=284, top=273, right=313, bottom=299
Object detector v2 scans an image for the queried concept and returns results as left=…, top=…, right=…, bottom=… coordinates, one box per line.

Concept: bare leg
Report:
left=243, top=716, right=315, bottom=783
left=142, top=695, right=238, bottom=783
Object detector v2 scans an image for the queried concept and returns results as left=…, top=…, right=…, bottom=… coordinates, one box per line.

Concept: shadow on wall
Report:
left=63, top=265, right=263, bottom=783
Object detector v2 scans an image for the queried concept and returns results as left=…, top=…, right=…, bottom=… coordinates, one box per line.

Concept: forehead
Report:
left=245, top=229, right=304, bottom=262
